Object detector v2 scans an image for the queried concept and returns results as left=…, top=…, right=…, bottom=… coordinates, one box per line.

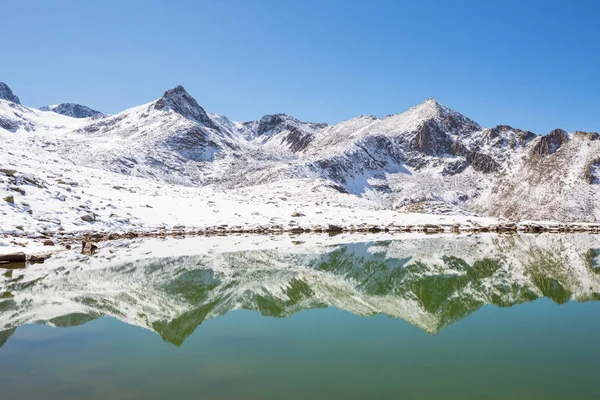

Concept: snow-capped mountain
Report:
left=39, top=103, right=103, bottom=118
left=0, top=81, right=598, bottom=222
left=0, top=82, right=20, bottom=104
left=1, top=234, right=599, bottom=346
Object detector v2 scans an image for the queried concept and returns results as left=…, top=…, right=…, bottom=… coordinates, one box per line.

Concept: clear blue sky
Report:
left=3, top=0, right=599, bottom=133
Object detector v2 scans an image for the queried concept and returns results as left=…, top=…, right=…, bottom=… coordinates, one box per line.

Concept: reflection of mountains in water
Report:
left=1, top=234, right=600, bottom=347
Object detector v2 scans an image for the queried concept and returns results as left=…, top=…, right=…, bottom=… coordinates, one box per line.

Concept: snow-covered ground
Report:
left=0, top=130, right=500, bottom=243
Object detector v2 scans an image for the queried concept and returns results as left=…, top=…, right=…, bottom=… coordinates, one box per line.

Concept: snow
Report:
left=0, top=133, right=500, bottom=240
left=1, top=83, right=599, bottom=240
left=0, top=99, right=86, bottom=133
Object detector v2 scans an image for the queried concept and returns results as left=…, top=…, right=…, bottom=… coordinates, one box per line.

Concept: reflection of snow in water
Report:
left=1, top=233, right=600, bottom=345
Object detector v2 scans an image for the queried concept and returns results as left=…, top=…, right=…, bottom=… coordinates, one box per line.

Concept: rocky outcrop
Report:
left=410, top=120, right=453, bottom=156
left=487, top=125, right=537, bottom=147
left=0, top=82, right=20, bottom=104
left=0, top=116, right=18, bottom=132
left=532, top=128, right=569, bottom=156
left=253, top=114, right=327, bottom=152
left=574, top=131, right=599, bottom=141
left=39, top=103, right=103, bottom=118
left=584, top=159, right=600, bottom=184
left=450, top=141, right=499, bottom=173
left=257, top=114, right=286, bottom=136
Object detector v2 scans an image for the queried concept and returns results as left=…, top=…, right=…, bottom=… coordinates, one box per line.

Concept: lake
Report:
left=1, top=233, right=600, bottom=399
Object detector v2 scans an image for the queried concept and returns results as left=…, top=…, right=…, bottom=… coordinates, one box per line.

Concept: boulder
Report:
left=81, top=241, right=98, bottom=255
left=80, top=213, right=95, bottom=222
left=0, top=252, right=26, bottom=263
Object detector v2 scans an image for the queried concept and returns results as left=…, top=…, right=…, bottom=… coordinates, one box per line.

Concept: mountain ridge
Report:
left=39, top=103, right=104, bottom=118
left=0, top=81, right=598, bottom=222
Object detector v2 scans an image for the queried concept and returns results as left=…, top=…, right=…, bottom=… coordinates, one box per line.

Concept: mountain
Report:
left=45, top=85, right=249, bottom=182
left=0, top=82, right=598, bottom=222
left=1, top=234, right=599, bottom=347
left=0, top=82, right=20, bottom=104
left=39, top=103, right=103, bottom=118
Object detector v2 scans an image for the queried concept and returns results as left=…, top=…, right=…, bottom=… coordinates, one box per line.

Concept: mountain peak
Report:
left=162, top=85, right=187, bottom=97
left=424, top=97, right=440, bottom=104
left=39, top=103, right=103, bottom=118
left=0, top=82, right=21, bottom=104
left=154, top=85, right=220, bottom=131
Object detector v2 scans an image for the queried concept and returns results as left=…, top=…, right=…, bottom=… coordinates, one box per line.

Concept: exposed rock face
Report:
left=0, top=82, right=20, bottom=104
left=257, top=114, right=286, bottom=136
left=253, top=114, right=327, bottom=153
left=441, top=112, right=481, bottom=137
left=39, top=103, right=103, bottom=118
left=487, top=125, right=537, bottom=147
left=532, top=128, right=569, bottom=156
left=410, top=120, right=453, bottom=156
left=154, top=85, right=220, bottom=131
left=585, top=159, right=600, bottom=184
left=0, top=116, right=18, bottom=132
left=574, top=131, right=599, bottom=141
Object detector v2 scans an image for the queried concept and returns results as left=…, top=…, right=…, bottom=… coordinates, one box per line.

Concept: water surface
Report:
left=1, top=234, right=600, bottom=399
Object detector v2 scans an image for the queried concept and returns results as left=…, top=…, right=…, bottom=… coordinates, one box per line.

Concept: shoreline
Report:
left=1, top=221, right=599, bottom=268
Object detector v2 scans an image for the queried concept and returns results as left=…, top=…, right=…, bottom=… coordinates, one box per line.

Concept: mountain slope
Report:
left=37, top=86, right=251, bottom=183
left=0, top=81, right=598, bottom=222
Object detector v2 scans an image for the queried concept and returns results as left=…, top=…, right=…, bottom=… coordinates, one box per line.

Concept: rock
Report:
left=21, top=174, right=45, bottom=188
left=532, top=128, right=569, bottom=156
left=574, top=131, right=599, bottom=141
left=43, top=240, right=55, bottom=246
left=39, top=103, right=103, bottom=118
left=0, top=168, right=17, bottom=177
left=0, top=82, right=20, bottom=104
left=326, top=224, right=344, bottom=232
left=410, top=117, right=466, bottom=157
left=3, top=195, right=14, bottom=204
left=0, top=252, right=26, bottom=263
left=29, top=254, right=51, bottom=264
left=81, top=241, right=98, bottom=255
left=80, top=213, right=95, bottom=222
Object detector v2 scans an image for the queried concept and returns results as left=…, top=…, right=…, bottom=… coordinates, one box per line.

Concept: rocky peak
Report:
left=39, top=103, right=103, bottom=118
left=574, top=131, right=599, bottom=141
left=154, top=85, right=220, bottom=131
left=400, top=98, right=482, bottom=138
left=532, top=128, right=570, bottom=156
left=257, top=114, right=287, bottom=136
left=0, top=82, right=20, bottom=104
left=485, top=125, right=538, bottom=147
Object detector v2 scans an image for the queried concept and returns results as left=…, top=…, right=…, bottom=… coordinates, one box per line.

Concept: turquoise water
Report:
left=1, top=235, right=600, bottom=399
